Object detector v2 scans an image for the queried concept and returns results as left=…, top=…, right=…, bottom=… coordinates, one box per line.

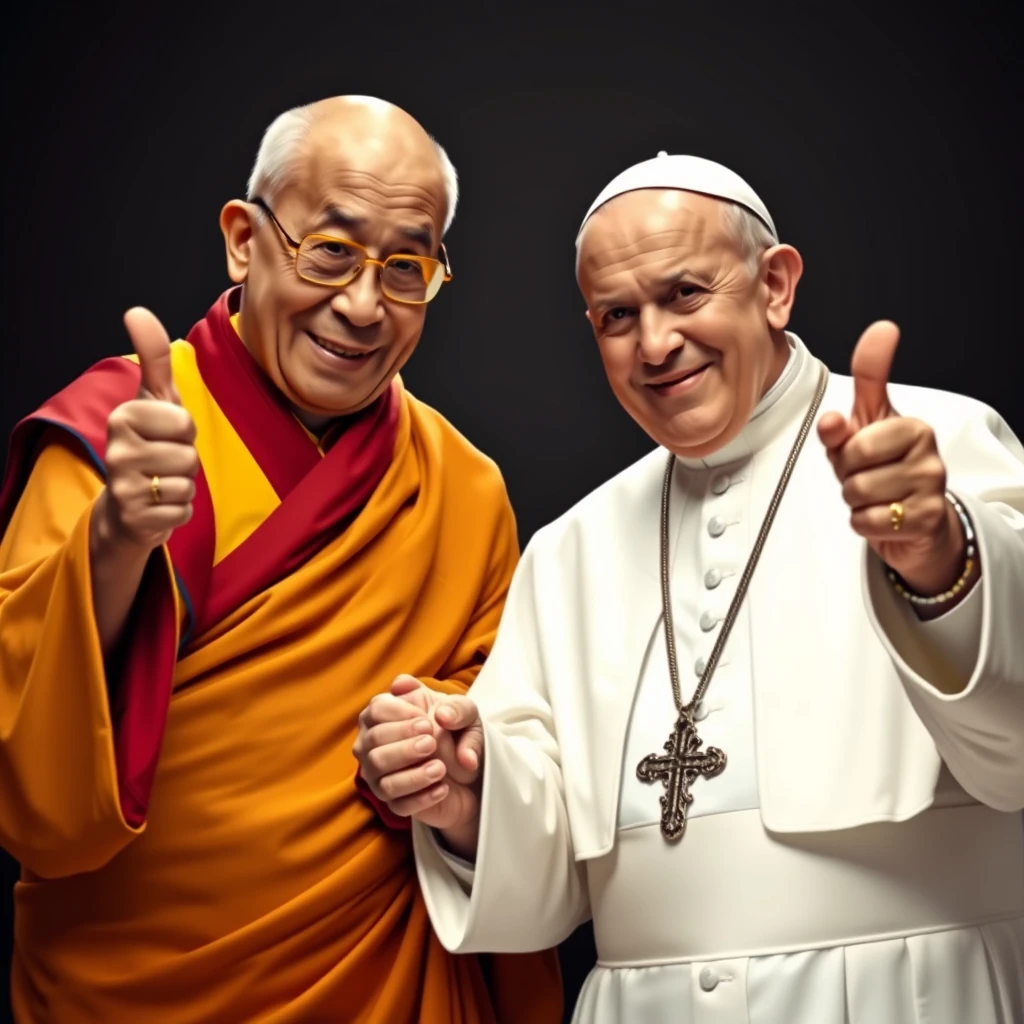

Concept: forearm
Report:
left=1, top=504, right=142, bottom=876
left=89, top=491, right=155, bottom=658
left=865, top=493, right=1024, bottom=810
left=439, top=818, right=480, bottom=861
left=415, top=719, right=589, bottom=954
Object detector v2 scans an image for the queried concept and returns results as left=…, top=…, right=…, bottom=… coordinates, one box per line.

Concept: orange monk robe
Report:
left=0, top=289, right=562, bottom=1023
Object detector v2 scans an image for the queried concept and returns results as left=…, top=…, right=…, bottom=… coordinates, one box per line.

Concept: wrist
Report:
left=439, top=818, right=480, bottom=861
left=89, top=491, right=155, bottom=565
left=886, top=492, right=979, bottom=608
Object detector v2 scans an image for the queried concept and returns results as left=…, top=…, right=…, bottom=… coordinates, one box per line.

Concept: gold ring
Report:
left=889, top=501, right=904, bottom=532
left=151, top=475, right=162, bottom=504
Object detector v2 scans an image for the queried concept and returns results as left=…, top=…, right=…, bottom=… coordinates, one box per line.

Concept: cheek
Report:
left=597, top=341, right=634, bottom=389
left=388, top=309, right=427, bottom=358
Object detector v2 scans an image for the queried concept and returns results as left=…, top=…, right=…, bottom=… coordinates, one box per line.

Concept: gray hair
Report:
left=245, top=103, right=459, bottom=237
left=722, top=201, right=778, bottom=272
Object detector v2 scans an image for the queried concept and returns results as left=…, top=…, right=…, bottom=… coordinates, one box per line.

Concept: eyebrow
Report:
left=314, top=205, right=434, bottom=252
left=591, top=266, right=709, bottom=309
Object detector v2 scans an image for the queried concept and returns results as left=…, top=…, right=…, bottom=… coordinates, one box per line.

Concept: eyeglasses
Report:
left=251, top=197, right=453, bottom=305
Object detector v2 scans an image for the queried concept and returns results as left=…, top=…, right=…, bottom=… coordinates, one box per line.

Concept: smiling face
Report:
left=220, top=99, right=448, bottom=428
left=576, top=188, right=802, bottom=460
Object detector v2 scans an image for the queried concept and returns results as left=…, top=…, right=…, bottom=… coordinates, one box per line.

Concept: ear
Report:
left=760, top=243, right=803, bottom=332
left=220, top=200, right=257, bottom=284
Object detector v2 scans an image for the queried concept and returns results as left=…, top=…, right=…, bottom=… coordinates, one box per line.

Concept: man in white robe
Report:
left=352, top=153, right=1024, bottom=1024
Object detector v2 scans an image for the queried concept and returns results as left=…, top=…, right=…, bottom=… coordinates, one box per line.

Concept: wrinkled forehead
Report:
left=576, top=189, right=735, bottom=282
left=289, top=129, right=447, bottom=235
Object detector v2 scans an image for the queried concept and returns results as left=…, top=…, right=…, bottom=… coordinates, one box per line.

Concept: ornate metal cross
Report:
left=637, top=712, right=727, bottom=841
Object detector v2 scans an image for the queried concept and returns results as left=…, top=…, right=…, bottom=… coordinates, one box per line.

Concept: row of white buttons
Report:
left=694, top=472, right=735, bottom=697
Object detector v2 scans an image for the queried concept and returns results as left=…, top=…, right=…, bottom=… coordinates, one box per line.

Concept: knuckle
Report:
left=924, top=494, right=947, bottom=525
left=108, top=477, right=134, bottom=504
left=107, top=404, right=132, bottom=434
left=911, top=418, right=935, bottom=442
left=922, top=454, right=946, bottom=487
left=173, top=407, right=195, bottom=435
left=840, top=476, right=864, bottom=507
left=104, top=442, right=128, bottom=471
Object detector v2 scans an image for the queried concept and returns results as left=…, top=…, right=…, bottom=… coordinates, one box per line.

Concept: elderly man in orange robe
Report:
left=0, top=95, right=561, bottom=1024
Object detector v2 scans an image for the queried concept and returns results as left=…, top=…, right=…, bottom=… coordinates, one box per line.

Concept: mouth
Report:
left=306, top=331, right=376, bottom=361
left=646, top=362, right=712, bottom=395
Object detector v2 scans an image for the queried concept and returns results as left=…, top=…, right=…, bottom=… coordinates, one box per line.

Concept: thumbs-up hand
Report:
left=97, top=307, right=199, bottom=552
left=817, top=321, right=966, bottom=598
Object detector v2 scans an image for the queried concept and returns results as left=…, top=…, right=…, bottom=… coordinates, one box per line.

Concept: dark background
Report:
left=1, top=2, right=1021, bottom=1021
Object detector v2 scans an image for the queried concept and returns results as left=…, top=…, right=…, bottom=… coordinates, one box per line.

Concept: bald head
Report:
left=247, top=95, right=459, bottom=236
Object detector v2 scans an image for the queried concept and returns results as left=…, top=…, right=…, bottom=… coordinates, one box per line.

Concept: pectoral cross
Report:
left=637, top=712, right=727, bottom=842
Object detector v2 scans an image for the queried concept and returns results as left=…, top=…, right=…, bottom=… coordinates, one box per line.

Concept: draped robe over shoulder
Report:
left=0, top=288, right=562, bottom=1024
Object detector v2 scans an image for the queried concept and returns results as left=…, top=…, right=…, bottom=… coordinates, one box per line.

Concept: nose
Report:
left=637, top=305, right=684, bottom=366
left=329, top=264, right=386, bottom=327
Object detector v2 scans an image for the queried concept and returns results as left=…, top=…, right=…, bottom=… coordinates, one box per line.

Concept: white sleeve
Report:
left=865, top=404, right=1024, bottom=812
left=412, top=541, right=591, bottom=954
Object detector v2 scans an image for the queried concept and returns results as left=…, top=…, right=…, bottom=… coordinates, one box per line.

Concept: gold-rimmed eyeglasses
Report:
left=251, top=197, right=453, bottom=305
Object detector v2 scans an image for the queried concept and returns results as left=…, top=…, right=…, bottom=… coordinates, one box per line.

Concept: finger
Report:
left=841, top=464, right=913, bottom=511
left=374, top=759, right=448, bottom=802
left=362, top=733, right=439, bottom=781
left=107, top=440, right=200, bottom=478
left=390, top=674, right=423, bottom=697
left=116, top=400, right=196, bottom=444
left=362, top=717, right=435, bottom=752
left=124, top=307, right=178, bottom=404
left=849, top=494, right=947, bottom=540
left=358, top=693, right=428, bottom=730
left=386, top=783, right=450, bottom=819
left=390, top=676, right=434, bottom=713
left=454, top=727, right=484, bottom=773
left=434, top=696, right=479, bottom=733
left=816, top=411, right=855, bottom=453
left=114, top=503, right=194, bottom=536
left=136, top=475, right=197, bottom=507
left=831, top=419, right=918, bottom=480
left=850, top=320, right=899, bottom=427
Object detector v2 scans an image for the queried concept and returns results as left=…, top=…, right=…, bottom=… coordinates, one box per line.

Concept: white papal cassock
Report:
left=413, top=334, right=1024, bottom=1024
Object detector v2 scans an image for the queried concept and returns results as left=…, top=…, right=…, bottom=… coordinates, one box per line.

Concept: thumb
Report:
left=434, top=696, right=479, bottom=734
left=850, top=320, right=899, bottom=426
left=124, top=307, right=178, bottom=404
left=454, top=722, right=484, bottom=773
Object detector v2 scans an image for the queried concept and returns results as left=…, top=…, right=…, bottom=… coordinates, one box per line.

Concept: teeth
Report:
left=312, top=334, right=368, bottom=359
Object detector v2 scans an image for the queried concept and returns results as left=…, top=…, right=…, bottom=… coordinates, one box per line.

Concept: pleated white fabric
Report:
left=573, top=915, right=1024, bottom=1023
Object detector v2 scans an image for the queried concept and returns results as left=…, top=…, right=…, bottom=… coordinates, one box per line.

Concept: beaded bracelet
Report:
left=886, top=491, right=976, bottom=607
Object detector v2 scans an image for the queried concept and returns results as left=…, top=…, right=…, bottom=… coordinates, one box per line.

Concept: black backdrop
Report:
left=2, top=2, right=1021, bottom=1021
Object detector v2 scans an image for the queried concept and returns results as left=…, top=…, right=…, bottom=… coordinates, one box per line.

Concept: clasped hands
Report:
left=355, top=321, right=975, bottom=839
left=353, top=676, right=484, bottom=858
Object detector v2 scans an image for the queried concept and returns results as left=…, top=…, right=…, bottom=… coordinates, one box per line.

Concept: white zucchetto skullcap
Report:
left=576, top=151, right=777, bottom=245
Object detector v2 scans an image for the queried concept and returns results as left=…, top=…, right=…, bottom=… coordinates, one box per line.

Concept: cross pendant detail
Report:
left=636, top=712, right=727, bottom=842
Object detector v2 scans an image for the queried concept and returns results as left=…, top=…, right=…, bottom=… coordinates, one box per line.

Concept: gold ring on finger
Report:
left=151, top=475, right=162, bottom=504
left=889, top=501, right=904, bottom=532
